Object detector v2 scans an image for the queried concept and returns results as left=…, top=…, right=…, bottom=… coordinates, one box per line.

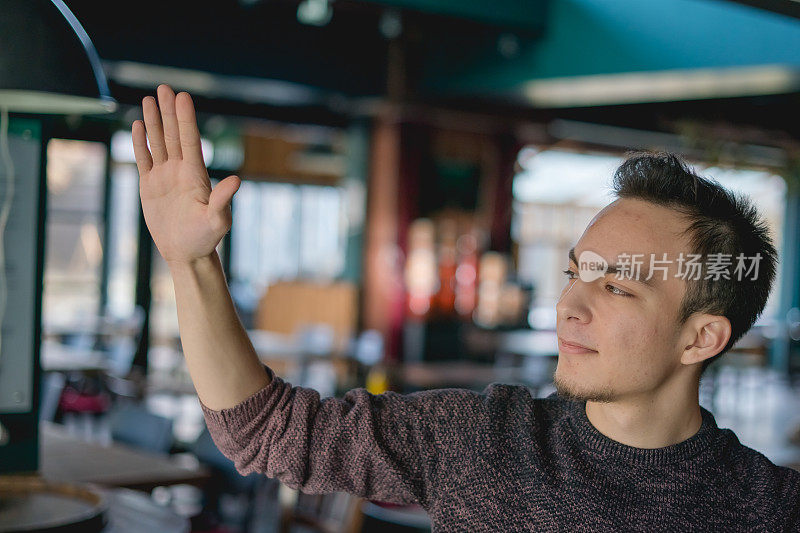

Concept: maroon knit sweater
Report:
left=200, top=365, right=800, bottom=532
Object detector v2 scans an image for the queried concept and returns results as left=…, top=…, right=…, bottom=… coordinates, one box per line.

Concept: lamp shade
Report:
left=0, top=0, right=116, bottom=114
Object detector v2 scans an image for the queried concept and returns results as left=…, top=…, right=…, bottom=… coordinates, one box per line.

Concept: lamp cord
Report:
left=0, top=107, right=15, bottom=366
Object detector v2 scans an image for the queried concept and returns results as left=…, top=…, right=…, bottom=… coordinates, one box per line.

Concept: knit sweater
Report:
left=200, top=365, right=800, bottom=532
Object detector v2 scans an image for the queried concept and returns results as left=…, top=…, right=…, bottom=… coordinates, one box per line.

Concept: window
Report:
left=42, top=139, right=106, bottom=334
left=512, top=149, right=621, bottom=329
left=106, top=157, right=140, bottom=320
left=230, top=180, right=347, bottom=312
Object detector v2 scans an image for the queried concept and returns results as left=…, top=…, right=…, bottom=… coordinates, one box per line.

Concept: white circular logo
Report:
left=578, top=250, right=608, bottom=282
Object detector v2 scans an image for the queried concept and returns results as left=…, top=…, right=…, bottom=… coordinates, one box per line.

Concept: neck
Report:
left=584, top=374, right=703, bottom=449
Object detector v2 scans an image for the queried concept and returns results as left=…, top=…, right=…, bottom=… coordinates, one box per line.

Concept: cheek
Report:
left=603, top=313, right=672, bottom=376
left=603, top=307, right=651, bottom=347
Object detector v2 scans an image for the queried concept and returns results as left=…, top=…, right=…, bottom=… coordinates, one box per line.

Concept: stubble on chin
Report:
left=552, top=368, right=616, bottom=403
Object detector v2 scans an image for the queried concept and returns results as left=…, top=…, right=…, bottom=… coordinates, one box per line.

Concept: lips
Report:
left=558, top=337, right=598, bottom=354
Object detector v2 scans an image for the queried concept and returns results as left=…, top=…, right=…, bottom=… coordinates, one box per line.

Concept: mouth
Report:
left=557, top=337, right=598, bottom=355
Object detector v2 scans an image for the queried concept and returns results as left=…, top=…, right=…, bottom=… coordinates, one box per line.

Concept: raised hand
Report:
left=132, top=84, right=241, bottom=266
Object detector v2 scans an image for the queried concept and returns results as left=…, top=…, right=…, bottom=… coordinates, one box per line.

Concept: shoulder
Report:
left=367, top=382, right=570, bottom=432
left=365, top=381, right=542, bottom=417
left=723, top=438, right=800, bottom=526
left=726, top=438, right=800, bottom=488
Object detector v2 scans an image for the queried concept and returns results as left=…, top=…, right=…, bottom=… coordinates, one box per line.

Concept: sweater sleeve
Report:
left=198, top=364, right=498, bottom=507
left=776, top=466, right=800, bottom=531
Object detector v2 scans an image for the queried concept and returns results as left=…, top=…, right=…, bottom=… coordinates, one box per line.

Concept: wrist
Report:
left=167, top=251, right=219, bottom=274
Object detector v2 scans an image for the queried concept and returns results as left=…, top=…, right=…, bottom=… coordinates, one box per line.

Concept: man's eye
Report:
left=562, top=269, right=577, bottom=279
left=605, top=284, right=632, bottom=297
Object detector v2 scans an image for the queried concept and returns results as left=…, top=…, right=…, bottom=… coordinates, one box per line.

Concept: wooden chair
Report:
left=254, top=280, right=358, bottom=355
left=255, top=280, right=361, bottom=392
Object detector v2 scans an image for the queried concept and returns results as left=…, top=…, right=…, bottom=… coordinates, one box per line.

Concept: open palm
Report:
left=132, top=84, right=241, bottom=266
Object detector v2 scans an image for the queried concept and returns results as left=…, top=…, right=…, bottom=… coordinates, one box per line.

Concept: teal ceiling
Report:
left=420, top=0, right=800, bottom=104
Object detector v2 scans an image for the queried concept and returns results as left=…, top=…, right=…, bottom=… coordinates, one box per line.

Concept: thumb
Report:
left=208, top=175, right=241, bottom=214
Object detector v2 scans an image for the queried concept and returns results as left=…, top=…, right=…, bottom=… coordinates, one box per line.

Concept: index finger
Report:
left=175, top=92, right=204, bottom=165
left=132, top=120, right=153, bottom=175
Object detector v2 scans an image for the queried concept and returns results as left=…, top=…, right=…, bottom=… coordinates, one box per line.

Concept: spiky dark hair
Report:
left=611, top=151, right=777, bottom=373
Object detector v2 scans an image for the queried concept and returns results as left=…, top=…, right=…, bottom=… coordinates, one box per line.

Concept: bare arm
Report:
left=133, top=84, right=269, bottom=410
left=132, top=85, right=469, bottom=509
left=167, top=252, right=270, bottom=410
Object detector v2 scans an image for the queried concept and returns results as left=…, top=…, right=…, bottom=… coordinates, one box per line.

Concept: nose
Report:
left=556, top=276, right=592, bottom=323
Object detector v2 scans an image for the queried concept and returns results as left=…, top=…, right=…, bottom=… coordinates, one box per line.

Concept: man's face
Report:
left=553, top=198, right=694, bottom=403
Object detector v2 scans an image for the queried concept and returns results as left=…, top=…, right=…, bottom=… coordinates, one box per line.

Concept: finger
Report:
left=208, top=175, right=241, bottom=214
left=131, top=120, right=153, bottom=175
left=157, top=84, right=183, bottom=160
left=142, top=96, right=167, bottom=164
left=175, top=92, right=204, bottom=165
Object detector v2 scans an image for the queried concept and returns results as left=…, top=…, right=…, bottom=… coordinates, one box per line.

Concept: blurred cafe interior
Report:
left=2, top=0, right=800, bottom=531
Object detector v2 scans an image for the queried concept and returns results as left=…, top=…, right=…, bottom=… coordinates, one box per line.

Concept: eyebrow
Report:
left=568, top=247, right=658, bottom=288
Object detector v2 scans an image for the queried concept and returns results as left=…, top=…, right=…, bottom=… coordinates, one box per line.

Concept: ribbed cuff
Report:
left=199, top=364, right=282, bottom=428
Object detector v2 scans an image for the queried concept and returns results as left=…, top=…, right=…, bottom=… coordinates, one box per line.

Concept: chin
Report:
left=552, top=364, right=616, bottom=403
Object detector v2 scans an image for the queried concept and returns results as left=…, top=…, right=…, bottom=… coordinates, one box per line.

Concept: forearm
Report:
left=168, top=250, right=270, bottom=411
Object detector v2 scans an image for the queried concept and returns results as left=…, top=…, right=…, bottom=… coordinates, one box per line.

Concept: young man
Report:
left=134, top=84, right=800, bottom=531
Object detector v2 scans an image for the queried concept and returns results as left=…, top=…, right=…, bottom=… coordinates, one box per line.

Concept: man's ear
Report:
left=680, top=314, right=732, bottom=366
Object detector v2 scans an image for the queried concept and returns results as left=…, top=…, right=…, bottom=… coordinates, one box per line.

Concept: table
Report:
left=393, top=328, right=559, bottom=393
left=40, top=422, right=211, bottom=492
left=247, top=329, right=304, bottom=358
left=392, top=357, right=558, bottom=394
left=498, top=329, right=559, bottom=357
left=247, top=329, right=360, bottom=391
left=463, top=328, right=559, bottom=358
left=40, top=340, right=109, bottom=373
left=395, top=361, right=505, bottom=389
left=100, top=487, right=190, bottom=533
left=0, top=476, right=189, bottom=533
